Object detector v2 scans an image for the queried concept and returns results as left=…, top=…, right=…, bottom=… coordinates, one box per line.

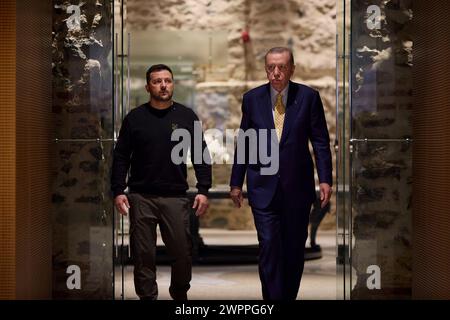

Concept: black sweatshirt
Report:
left=111, top=102, right=212, bottom=198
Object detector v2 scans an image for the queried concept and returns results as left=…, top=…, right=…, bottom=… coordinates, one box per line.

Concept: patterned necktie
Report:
left=274, top=93, right=285, bottom=141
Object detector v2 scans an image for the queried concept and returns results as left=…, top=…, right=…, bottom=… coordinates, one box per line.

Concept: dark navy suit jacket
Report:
left=230, top=81, right=332, bottom=210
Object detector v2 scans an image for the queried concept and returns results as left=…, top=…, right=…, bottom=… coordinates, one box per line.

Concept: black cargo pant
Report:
left=127, top=193, right=192, bottom=300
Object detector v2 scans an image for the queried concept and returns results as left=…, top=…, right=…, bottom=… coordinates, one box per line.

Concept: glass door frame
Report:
left=113, top=0, right=131, bottom=300
left=336, top=0, right=352, bottom=300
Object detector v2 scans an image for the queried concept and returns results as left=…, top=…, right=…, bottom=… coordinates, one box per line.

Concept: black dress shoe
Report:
left=169, top=288, right=187, bottom=301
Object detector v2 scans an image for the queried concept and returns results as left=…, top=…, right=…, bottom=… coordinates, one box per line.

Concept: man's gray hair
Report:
left=264, top=47, right=295, bottom=66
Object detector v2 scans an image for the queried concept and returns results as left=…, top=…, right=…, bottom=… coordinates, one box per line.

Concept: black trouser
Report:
left=127, top=193, right=192, bottom=300
left=252, top=185, right=311, bottom=300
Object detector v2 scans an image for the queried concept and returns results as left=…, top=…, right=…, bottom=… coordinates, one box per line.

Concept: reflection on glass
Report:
left=52, top=2, right=113, bottom=139
left=341, top=0, right=414, bottom=299
left=130, top=29, right=228, bottom=75
left=52, top=141, right=114, bottom=299
left=52, top=0, right=114, bottom=300
left=351, top=141, right=412, bottom=299
left=351, top=1, right=413, bottom=139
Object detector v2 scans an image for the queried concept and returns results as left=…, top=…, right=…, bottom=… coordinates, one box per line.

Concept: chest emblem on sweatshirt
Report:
left=171, top=123, right=178, bottom=131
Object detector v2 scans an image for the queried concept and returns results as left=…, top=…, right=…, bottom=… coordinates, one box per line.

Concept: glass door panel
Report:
left=52, top=0, right=115, bottom=299
left=337, top=0, right=413, bottom=299
left=112, top=0, right=128, bottom=300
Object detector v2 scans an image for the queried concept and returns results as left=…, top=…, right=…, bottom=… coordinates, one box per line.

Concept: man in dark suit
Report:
left=230, top=47, right=332, bottom=300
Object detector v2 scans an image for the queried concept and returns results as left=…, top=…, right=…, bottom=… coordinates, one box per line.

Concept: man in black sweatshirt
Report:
left=111, top=64, right=212, bottom=300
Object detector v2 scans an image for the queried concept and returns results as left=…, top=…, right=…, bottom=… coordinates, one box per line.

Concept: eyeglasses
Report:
left=265, top=64, right=290, bottom=73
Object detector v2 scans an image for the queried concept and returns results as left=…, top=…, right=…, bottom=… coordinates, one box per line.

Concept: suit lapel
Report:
left=280, top=82, right=303, bottom=146
left=258, top=84, right=275, bottom=130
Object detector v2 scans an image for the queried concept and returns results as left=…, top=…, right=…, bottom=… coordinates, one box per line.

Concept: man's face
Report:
left=145, top=70, right=174, bottom=101
left=265, top=51, right=295, bottom=92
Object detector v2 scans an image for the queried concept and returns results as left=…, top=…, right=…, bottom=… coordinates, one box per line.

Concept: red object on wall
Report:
left=241, top=30, right=250, bottom=43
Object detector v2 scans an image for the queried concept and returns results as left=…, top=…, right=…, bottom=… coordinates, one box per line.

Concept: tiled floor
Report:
left=115, top=229, right=337, bottom=300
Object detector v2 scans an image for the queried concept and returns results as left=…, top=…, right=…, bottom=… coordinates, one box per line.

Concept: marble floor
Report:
left=115, top=229, right=338, bottom=300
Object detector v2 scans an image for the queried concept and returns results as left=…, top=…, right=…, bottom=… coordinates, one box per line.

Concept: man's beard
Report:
left=152, top=91, right=173, bottom=101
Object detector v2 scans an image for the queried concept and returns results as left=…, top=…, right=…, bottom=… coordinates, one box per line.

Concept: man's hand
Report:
left=114, top=194, right=130, bottom=215
left=193, top=194, right=209, bottom=217
left=319, top=183, right=332, bottom=208
left=230, top=187, right=243, bottom=208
